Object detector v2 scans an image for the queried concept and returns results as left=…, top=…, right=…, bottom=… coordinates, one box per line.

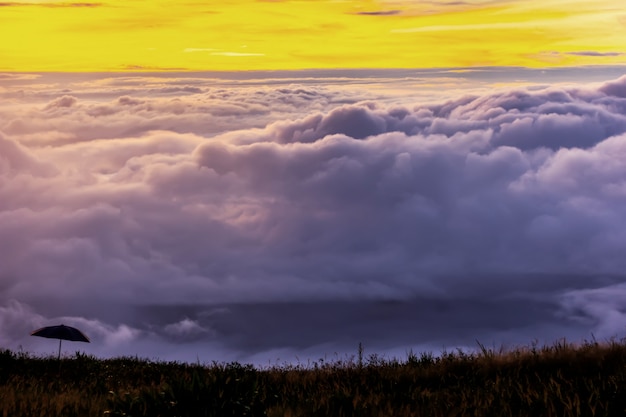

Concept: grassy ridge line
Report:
left=1, top=339, right=626, bottom=417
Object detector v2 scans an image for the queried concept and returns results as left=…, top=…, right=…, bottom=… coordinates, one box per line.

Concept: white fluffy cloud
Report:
left=2, top=70, right=626, bottom=363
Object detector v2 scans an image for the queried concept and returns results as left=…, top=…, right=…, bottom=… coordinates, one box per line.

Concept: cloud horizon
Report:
left=2, top=69, right=626, bottom=364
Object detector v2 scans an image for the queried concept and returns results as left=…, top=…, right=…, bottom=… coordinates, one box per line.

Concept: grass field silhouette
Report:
left=2, top=337, right=626, bottom=416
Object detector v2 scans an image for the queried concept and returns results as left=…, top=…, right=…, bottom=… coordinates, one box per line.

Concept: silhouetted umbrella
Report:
left=31, top=324, right=90, bottom=359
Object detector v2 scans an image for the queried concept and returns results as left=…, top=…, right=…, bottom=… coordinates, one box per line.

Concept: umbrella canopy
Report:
left=31, top=324, right=90, bottom=359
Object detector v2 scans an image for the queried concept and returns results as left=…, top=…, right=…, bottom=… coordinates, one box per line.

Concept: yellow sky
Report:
left=0, top=0, right=624, bottom=71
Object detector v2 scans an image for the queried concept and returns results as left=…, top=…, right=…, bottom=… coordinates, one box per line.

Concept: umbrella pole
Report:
left=58, top=339, right=62, bottom=360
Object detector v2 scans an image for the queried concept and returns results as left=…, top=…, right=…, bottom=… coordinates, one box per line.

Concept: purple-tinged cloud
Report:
left=599, top=75, right=626, bottom=98
left=567, top=51, right=624, bottom=57
left=355, top=10, right=400, bottom=16
left=2, top=70, right=626, bottom=364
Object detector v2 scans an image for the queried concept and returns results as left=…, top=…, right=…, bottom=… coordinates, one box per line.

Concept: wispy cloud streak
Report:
left=0, top=2, right=101, bottom=7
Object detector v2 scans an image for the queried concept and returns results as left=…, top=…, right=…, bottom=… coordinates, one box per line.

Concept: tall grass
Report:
left=1, top=338, right=626, bottom=416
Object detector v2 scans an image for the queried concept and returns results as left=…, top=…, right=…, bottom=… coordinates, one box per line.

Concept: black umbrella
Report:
left=31, top=324, right=90, bottom=359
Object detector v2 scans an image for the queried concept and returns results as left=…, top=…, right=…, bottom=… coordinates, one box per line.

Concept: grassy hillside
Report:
left=1, top=339, right=626, bottom=417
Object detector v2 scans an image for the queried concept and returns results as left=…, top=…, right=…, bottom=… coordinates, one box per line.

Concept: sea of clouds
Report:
left=1, top=69, right=626, bottom=364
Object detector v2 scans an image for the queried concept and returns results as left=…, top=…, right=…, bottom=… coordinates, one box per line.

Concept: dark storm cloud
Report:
left=2, top=71, right=626, bottom=363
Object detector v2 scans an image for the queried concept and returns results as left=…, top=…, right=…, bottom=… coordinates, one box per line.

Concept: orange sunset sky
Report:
left=1, top=0, right=625, bottom=71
